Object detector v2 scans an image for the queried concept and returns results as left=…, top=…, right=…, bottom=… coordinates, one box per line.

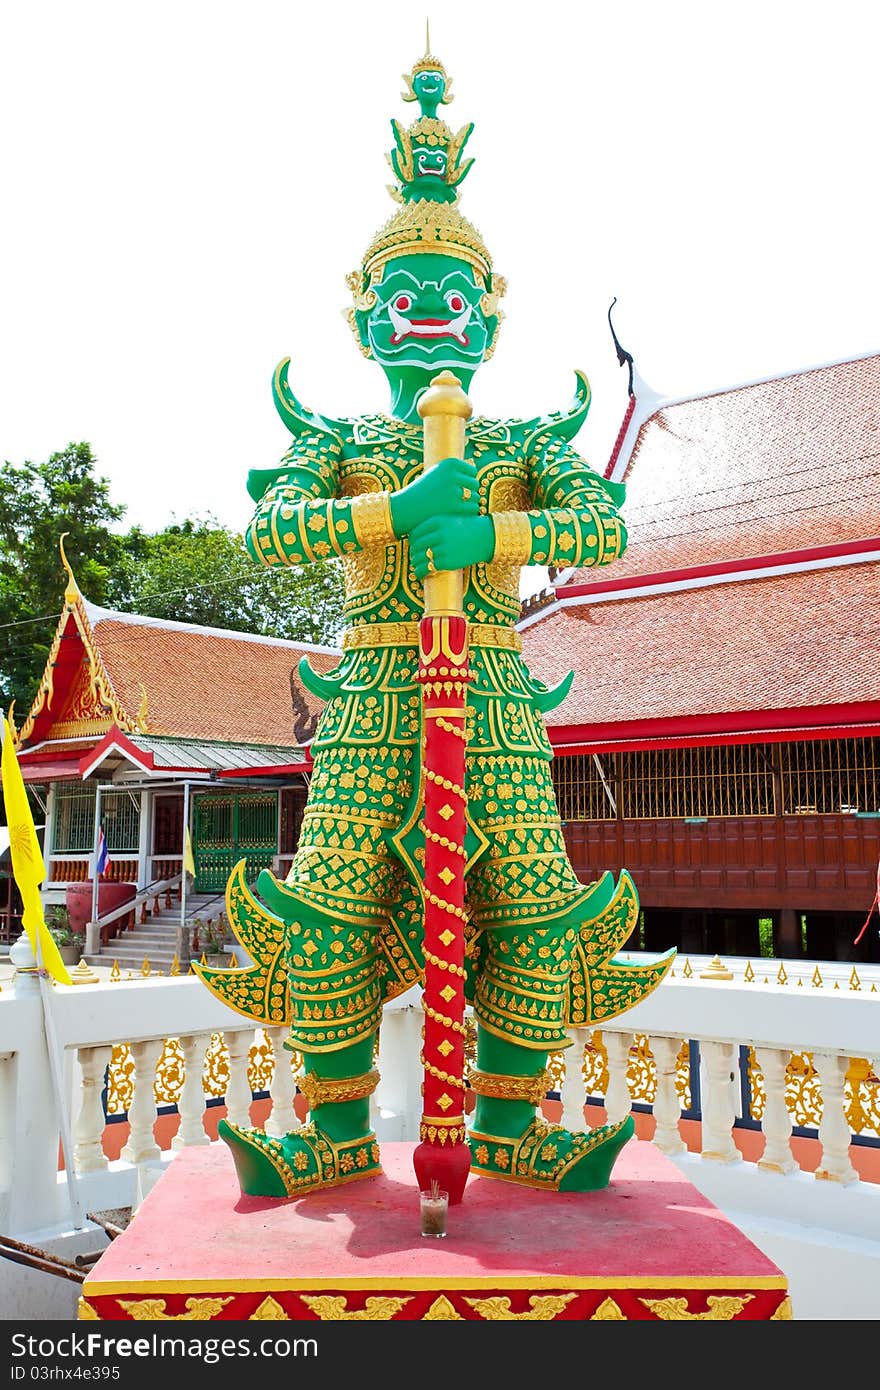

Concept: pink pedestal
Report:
left=81, top=1141, right=791, bottom=1321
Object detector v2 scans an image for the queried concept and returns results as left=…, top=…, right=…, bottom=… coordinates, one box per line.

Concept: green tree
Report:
left=112, top=518, right=345, bottom=646
left=0, top=445, right=346, bottom=729
left=0, top=443, right=127, bottom=720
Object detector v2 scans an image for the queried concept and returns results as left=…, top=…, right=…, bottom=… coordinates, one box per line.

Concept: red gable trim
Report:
left=77, top=727, right=207, bottom=779
left=79, top=727, right=155, bottom=778
left=555, top=535, right=880, bottom=603
left=549, top=701, right=880, bottom=755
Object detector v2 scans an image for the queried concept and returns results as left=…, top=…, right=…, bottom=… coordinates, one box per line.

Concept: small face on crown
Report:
left=354, top=253, right=498, bottom=372
left=401, top=58, right=453, bottom=117
left=413, top=68, right=446, bottom=105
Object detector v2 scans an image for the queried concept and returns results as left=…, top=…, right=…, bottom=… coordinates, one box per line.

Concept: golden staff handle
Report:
left=417, top=371, right=473, bottom=611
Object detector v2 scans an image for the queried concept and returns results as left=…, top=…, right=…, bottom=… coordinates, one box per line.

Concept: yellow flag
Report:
left=1, top=717, right=72, bottom=985
left=183, top=825, right=196, bottom=878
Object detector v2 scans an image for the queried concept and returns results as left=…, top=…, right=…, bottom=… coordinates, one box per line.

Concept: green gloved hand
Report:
left=390, top=455, right=480, bottom=536
left=408, top=514, right=496, bottom=579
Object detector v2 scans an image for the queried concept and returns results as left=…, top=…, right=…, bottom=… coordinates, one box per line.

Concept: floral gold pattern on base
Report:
left=640, top=1294, right=754, bottom=1320
left=463, top=1293, right=577, bottom=1319
left=117, top=1297, right=235, bottom=1320
left=79, top=1285, right=790, bottom=1321
left=300, top=1295, right=412, bottom=1320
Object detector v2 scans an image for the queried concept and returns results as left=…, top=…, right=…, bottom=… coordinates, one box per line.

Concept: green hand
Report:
left=408, top=514, right=496, bottom=579
left=390, top=455, right=479, bottom=536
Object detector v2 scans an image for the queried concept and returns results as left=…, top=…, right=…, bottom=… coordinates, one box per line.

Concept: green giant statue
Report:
left=195, top=43, right=675, bottom=1201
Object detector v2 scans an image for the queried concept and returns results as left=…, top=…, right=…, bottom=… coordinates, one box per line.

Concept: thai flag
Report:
left=95, top=827, right=110, bottom=877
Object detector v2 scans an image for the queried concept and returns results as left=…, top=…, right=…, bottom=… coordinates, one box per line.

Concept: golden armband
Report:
left=468, top=1069, right=551, bottom=1106
left=350, top=491, right=395, bottom=548
left=295, top=1069, right=380, bottom=1108
left=491, top=510, right=533, bottom=566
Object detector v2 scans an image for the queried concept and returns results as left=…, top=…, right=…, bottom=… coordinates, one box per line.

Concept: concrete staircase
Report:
left=83, top=891, right=229, bottom=975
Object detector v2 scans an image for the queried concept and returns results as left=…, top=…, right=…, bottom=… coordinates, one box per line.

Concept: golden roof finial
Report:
left=59, top=533, right=80, bottom=603
left=135, top=683, right=150, bottom=733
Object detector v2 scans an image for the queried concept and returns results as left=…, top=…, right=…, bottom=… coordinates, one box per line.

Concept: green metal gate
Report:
left=192, top=791, right=278, bottom=893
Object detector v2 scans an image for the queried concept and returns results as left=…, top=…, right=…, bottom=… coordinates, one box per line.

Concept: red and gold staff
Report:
left=412, top=371, right=473, bottom=1206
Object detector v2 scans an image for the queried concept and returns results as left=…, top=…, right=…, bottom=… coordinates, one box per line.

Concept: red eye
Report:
left=447, top=293, right=465, bottom=313
left=394, top=294, right=412, bottom=312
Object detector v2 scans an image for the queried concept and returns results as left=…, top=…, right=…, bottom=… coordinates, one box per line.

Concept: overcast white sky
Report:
left=2, top=1, right=878, bottom=547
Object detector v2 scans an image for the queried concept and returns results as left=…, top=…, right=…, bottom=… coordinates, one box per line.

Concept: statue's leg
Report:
left=466, top=921, right=633, bottom=1192
left=213, top=680, right=423, bottom=1199
left=465, top=753, right=637, bottom=1192
left=219, top=1033, right=382, bottom=1199
left=219, top=900, right=385, bottom=1198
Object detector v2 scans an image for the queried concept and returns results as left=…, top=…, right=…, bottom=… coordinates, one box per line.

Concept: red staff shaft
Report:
left=411, top=370, right=473, bottom=1206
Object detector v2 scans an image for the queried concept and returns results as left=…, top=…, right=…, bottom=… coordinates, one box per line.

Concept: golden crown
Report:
left=361, top=198, right=492, bottom=283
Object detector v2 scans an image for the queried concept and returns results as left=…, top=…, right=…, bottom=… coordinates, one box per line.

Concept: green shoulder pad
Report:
left=271, top=358, right=348, bottom=444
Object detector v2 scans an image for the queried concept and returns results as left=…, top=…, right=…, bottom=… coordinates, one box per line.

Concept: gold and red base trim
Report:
left=78, top=1282, right=792, bottom=1322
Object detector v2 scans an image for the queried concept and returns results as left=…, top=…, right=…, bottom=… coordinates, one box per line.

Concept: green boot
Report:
left=467, top=1030, right=633, bottom=1192
left=219, top=1035, right=382, bottom=1198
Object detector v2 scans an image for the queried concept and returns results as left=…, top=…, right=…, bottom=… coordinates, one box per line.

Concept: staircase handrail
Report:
left=93, top=874, right=183, bottom=930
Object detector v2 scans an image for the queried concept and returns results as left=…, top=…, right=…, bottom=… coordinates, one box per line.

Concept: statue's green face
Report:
left=359, top=253, right=495, bottom=373
left=413, top=69, right=446, bottom=105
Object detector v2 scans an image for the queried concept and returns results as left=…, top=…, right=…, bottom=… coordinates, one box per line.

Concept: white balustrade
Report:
left=170, top=1033, right=212, bottom=1149
left=560, top=1028, right=588, bottom=1130
left=74, top=1045, right=113, bottom=1173
left=755, top=1045, right=797, bottom=1174
left=603, top=1029, right=634, bottom=1125
left=264, top=1026, right=300, bottom=1137
left=1, top=951, right=878, bottom=1319
left=813, top=1051, right=860, bottom=1184
left=699, top=1040, right=742, bottom=1163
left=119, top=1038, right=163, bottom=1164
left=223, top=1028, right=255, bottom=1129
left=649, top=1034, right=687, bottom=1155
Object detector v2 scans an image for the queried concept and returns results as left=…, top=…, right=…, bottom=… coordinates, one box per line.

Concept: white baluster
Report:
left=603, top=1030, right=633, bottom=1125
left=171, top=1033, right=211, bottom=1150
left=74, top=1045, right=112, bottom=1173
left=264, top=1026, right=299, bottom=1137
left=650, top=1035, right=686, bottom=1155
left=755, top=1045, right=797, bottom=1174
left=560, top=1028, right=587, bottom=1131
left=223, top=1029, right=255, bottom=1129
left=813, top=1051, right=859, bottom=1184
left=699, top=1040, right=741, bottom=1163
left=119, top=1039, right=163, bottom=1164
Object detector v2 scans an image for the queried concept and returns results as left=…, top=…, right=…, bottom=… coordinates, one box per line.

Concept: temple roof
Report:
left=522, top=349, right=880, bottom=748
left=576, top=350, right=880, bottom=583
left=521, top=558, right=880, bottom=747
left=18, top=586, right=342, bottom=765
